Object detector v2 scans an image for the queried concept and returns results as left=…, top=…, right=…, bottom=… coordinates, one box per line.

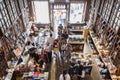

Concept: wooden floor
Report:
left=49, top=41, right=93, bottom=80
left=49, top=58, right=56, bottom=80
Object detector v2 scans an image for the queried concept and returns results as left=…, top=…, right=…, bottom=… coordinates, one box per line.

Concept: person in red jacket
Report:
left=31, top=23, right=35, bottom=31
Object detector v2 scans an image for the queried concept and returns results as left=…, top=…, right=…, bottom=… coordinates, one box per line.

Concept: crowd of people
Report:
left=59, top=60, right=86, bottom=80
left=24, top=24, right=71, bottom=74
left=56, top=24, right=89, bottom=80
left=23, top=24, right=89, bottom=80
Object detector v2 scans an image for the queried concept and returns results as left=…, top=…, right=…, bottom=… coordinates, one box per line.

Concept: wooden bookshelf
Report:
left=89, top=0, right=120, bottom=69
left=0, top=0, right=30, bottom=79
left=88, top=30, right=120, bottom=80
left=68, top=23, right=85, bottom=52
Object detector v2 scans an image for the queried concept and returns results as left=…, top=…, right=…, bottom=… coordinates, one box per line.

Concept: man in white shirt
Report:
left=47, top=34, right=54, bottom=46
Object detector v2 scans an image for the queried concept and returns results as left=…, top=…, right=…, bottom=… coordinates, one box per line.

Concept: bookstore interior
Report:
left=0, top=0, right=120, bottom=80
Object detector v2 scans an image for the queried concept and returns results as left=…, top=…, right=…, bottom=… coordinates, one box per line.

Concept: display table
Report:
left=70, top=52, right=93, bottom=77
left=22, top=72, right=49, bottom=80
left=71, top=52, right=92, bottom=65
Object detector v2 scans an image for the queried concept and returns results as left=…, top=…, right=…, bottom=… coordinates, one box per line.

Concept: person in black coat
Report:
left=61, top=32, right=68, bottom=39
left=68, top=63, right=75, bottom=79
left=58, top=24, right=63, bottom=30
left=77, top=61, right=84, bottom=80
